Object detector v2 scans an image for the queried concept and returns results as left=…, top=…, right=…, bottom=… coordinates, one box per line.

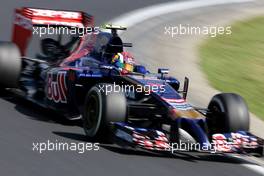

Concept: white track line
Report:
left=228, top=154, right=264, bottom=175
left=242, top=164, right=264, bottom=175
left=109, top=0, right=253, bottom=27
left=108, top=0, right=264, bottom=175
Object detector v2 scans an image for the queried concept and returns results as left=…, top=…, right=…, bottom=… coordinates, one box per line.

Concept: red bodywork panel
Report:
left=12, top=7, right=94, bottom=56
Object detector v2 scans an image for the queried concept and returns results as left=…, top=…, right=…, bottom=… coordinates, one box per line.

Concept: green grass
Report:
left=200, top=16, right=264, bottom=121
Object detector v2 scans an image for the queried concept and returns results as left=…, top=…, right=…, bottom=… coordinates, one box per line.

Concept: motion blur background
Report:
left=0, top=0, right=264, bottom=176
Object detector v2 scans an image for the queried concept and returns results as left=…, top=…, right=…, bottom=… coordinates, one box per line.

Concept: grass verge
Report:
left=200, top=16, right=264, bottom=121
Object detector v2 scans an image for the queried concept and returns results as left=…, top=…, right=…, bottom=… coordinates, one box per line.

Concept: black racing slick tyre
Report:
left=0, top=42, right=21, bottom=88
left=207, top=93, right=250, bottom=134
left=82, top=83, right=127, bottom=140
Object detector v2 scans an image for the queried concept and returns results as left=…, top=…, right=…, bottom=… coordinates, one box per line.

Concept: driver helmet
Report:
left=111, top=52, right=135, bottom=72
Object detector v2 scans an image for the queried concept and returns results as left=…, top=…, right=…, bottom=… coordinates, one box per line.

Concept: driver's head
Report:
left=111, top=52, right=135, bottom=72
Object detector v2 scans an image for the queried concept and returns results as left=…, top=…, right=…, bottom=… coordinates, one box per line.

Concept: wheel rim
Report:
left=84, top=93, right=101, bottom=136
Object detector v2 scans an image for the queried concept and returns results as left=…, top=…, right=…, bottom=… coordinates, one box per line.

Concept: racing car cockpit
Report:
left=88, top=26, right=125, bottom=62
left=67, top=24, right=148, bottom=74
left=102, top=34, right=124, bottom=60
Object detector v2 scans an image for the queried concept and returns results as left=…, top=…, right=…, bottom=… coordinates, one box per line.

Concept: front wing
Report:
left=112, top=122, right=264, bottom=156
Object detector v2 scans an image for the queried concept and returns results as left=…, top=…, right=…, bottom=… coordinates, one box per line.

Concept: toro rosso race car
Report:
left=0, top=7, right=263, bottom=156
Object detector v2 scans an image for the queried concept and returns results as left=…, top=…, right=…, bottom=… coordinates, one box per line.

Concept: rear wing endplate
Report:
left=12, top=7, right=94, bottom=55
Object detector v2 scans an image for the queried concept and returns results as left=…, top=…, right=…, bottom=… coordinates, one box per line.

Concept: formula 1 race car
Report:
left=0, top=7, right=263, bottom=156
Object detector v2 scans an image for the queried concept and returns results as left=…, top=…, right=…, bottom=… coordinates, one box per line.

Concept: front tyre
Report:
left=82, top=83, right=127, bottom=140
left=207, top=93, right=250, bottom=134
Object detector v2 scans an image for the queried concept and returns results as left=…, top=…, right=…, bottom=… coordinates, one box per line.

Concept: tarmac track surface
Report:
left=0, top=0, right=263, bottom=176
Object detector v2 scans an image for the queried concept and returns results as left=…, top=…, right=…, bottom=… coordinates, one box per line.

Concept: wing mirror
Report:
left=178, top=77, right=189, bottom=99
left=158, top=68, right=169, bottom=79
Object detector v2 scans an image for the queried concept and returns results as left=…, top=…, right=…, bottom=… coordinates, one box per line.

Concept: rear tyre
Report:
left=82, top=83, right=127, bottom=141
left=0, top=42, right=21, bottom=88
left=207, top=93, right=249, bottom=134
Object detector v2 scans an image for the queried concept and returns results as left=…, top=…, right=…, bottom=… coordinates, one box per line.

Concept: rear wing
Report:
left=12, top=7, right=94, bottom=56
